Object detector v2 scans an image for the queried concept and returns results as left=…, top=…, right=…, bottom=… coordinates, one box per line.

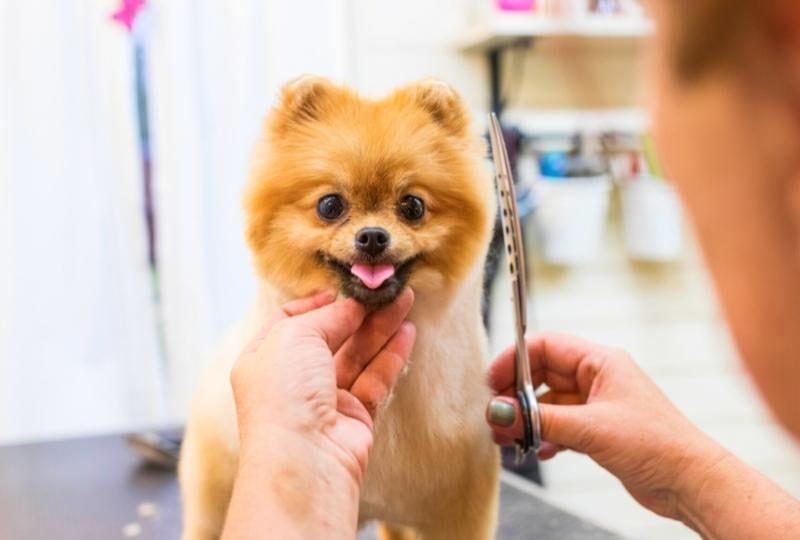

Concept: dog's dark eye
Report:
left=399, top=195, right=425, bottom=221
left=317, top=194, right=346, bottom=221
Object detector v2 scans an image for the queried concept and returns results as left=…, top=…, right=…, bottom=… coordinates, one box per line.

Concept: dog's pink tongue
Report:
left=351, top=263, right=395, bottom=289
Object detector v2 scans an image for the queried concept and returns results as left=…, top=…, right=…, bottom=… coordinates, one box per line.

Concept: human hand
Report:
left=231, top=288, right=416, bottom=485
left=224, top=290, right=415, bottom=540
left=486, top=333, right=727, bottom=521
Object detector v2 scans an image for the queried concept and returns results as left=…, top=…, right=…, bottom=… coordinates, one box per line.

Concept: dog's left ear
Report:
left=394, top=79, right=470, bottom=138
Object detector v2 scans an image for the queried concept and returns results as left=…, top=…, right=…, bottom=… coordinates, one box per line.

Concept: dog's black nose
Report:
left=355, top=227, right=390, bottom=257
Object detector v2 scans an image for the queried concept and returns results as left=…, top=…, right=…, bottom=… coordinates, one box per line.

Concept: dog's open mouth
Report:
left=318, top=252, right=416, bottom=308
left=350, top=263, right=396, bottom=289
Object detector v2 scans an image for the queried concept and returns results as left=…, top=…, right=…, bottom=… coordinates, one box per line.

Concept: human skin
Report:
left=487, top=334, right=800, bottom=539
left=222, top=289, right=415, bottom=540
left=649, top=0, right=800, bottom=438
left=486, top=2, right=800, bottom=538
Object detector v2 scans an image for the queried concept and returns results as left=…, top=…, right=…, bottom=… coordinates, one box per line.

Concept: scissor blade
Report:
left=490, top=113, right=541, bottom=453
left=489, top=114, right=527, bottom=331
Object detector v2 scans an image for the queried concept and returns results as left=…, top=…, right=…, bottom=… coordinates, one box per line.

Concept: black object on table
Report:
left=0, top=434, right=622, bottom=540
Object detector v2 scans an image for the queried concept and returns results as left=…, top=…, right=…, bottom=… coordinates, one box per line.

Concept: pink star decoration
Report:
left=111, top=0, right=146, bottom=32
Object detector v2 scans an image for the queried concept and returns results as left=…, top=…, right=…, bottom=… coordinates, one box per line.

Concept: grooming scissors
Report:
left=488, top=113, right=542, bottom=459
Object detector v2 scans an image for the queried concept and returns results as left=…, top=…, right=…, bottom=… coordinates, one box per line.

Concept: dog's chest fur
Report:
left=355, top=269, right=495, bottom=524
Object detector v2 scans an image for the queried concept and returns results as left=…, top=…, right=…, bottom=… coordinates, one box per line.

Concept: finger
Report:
left=487, top=332, right=604, bottom=393
left=539, top=402, right=595, bottom=452
left=486, top=399, right=560, bottom=453
left=534, top=369, right=581, bottom=394
left=349, top=322, right=416, bottom=418
left=292, top=297, right=369, bottom=352
left=486, top=396, right=524, bottom=441
left=486, top=397, right=592, bottom=452
left=488, top=388, right=580, bottom=404
left=536, top=441, right=560, bottom=460
left=486, top=345, right=520, bottom=393
left=243, top=291, right=336, bottom=353
left=335, top=388, right=373, bottom=432
left=537, top=390, right=585, bottom=406
left=493, top=364, right=583, bottom=397
left=496, top=387, right=516, bottom=399
left=491, top=432, right=516, bottom=447
left=335, top=288, right=414, bottom=388
left=283, top=291, right=337, bottom=316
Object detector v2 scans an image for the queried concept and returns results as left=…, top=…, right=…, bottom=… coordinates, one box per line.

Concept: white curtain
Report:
left=0, top=1, right=164, bottom=443
left=145, top=0, right=353, bottom=417
left=0, top=0, right=353, bottom=442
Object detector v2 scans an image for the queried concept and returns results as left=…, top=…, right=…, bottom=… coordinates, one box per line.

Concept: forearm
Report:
left=222, top=427, right=361, bottom=540
left=678, top=448, right=800, bottom=540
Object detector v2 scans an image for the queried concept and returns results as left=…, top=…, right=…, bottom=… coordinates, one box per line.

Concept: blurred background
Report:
left=1, top=1, right=799, bottom=538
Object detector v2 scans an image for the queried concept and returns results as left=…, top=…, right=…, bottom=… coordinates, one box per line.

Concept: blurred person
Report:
left=488, top=0, right=800, bottom=538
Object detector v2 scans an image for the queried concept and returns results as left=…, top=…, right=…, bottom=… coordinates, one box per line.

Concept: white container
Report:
left=533, top=175, right=611, bottom=265
left=620, top=176, right=683, bottom=261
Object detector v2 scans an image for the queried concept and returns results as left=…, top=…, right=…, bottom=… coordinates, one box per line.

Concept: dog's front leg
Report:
left=415, top=450, right=501, bottom=540
left=179, top=413, right=238, bottom=540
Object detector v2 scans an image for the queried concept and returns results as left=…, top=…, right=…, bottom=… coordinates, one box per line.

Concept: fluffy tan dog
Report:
left=179, top=76, right=499, bottom=539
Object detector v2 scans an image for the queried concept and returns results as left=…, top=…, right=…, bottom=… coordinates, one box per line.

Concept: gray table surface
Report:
left=0, top=434, right=622, bottom=539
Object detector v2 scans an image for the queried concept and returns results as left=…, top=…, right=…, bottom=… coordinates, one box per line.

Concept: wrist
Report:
left=673, top=440, right=737, bottom=536
left=228, top=425, right=361, bottom=540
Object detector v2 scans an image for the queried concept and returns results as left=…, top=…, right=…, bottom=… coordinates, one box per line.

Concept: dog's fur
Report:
left=179, top=76, right=499, bottom=539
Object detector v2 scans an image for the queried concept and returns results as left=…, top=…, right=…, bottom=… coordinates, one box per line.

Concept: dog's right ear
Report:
left=270, top=75, right=336, bottom=134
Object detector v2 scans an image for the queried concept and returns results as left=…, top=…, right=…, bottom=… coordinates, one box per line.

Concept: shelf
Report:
left=500, top=107, right=649, bottom=134
left=456, top=14, right=654, bottom=53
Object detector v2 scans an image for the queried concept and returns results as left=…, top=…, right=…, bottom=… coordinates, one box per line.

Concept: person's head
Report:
left=648, top=0, right=800, bottom=438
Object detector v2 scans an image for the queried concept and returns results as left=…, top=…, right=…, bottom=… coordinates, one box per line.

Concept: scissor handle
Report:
left=516, top=389, right=534, bottom=455
left=514, top=343, right=541, bottom=457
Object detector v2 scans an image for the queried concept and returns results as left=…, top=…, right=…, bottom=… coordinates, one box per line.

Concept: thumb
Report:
left=538, top=402, right=594, bottom=452
left=291, top=298, right=368, bottom=352
left=486, top=398, right=593, bottom=452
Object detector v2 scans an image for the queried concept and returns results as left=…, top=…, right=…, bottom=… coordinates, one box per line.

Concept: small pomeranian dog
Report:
left=180, top=76, right=499, bottom=539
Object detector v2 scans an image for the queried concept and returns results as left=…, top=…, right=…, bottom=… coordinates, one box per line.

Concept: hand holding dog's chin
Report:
left=224, top=290, right=415, bottom=539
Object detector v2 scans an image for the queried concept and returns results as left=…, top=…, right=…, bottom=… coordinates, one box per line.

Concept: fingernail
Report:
left=487, top=399, right=516, bottom=427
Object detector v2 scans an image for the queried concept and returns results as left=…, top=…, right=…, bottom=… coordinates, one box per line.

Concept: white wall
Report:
left=349, top=0, right=488, bottom=107
left=0, top=0, right=163, bottom=443
left=146, top=0, right=353, bottom=415
left=0, top=0, right=354, bottom=441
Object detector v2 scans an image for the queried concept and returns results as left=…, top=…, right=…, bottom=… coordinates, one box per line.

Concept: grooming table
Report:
left=0, top=434, right=622, bottom=539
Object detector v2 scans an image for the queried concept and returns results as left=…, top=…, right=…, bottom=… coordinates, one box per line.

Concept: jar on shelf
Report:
left=620, top=176, right=683, bottom=261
